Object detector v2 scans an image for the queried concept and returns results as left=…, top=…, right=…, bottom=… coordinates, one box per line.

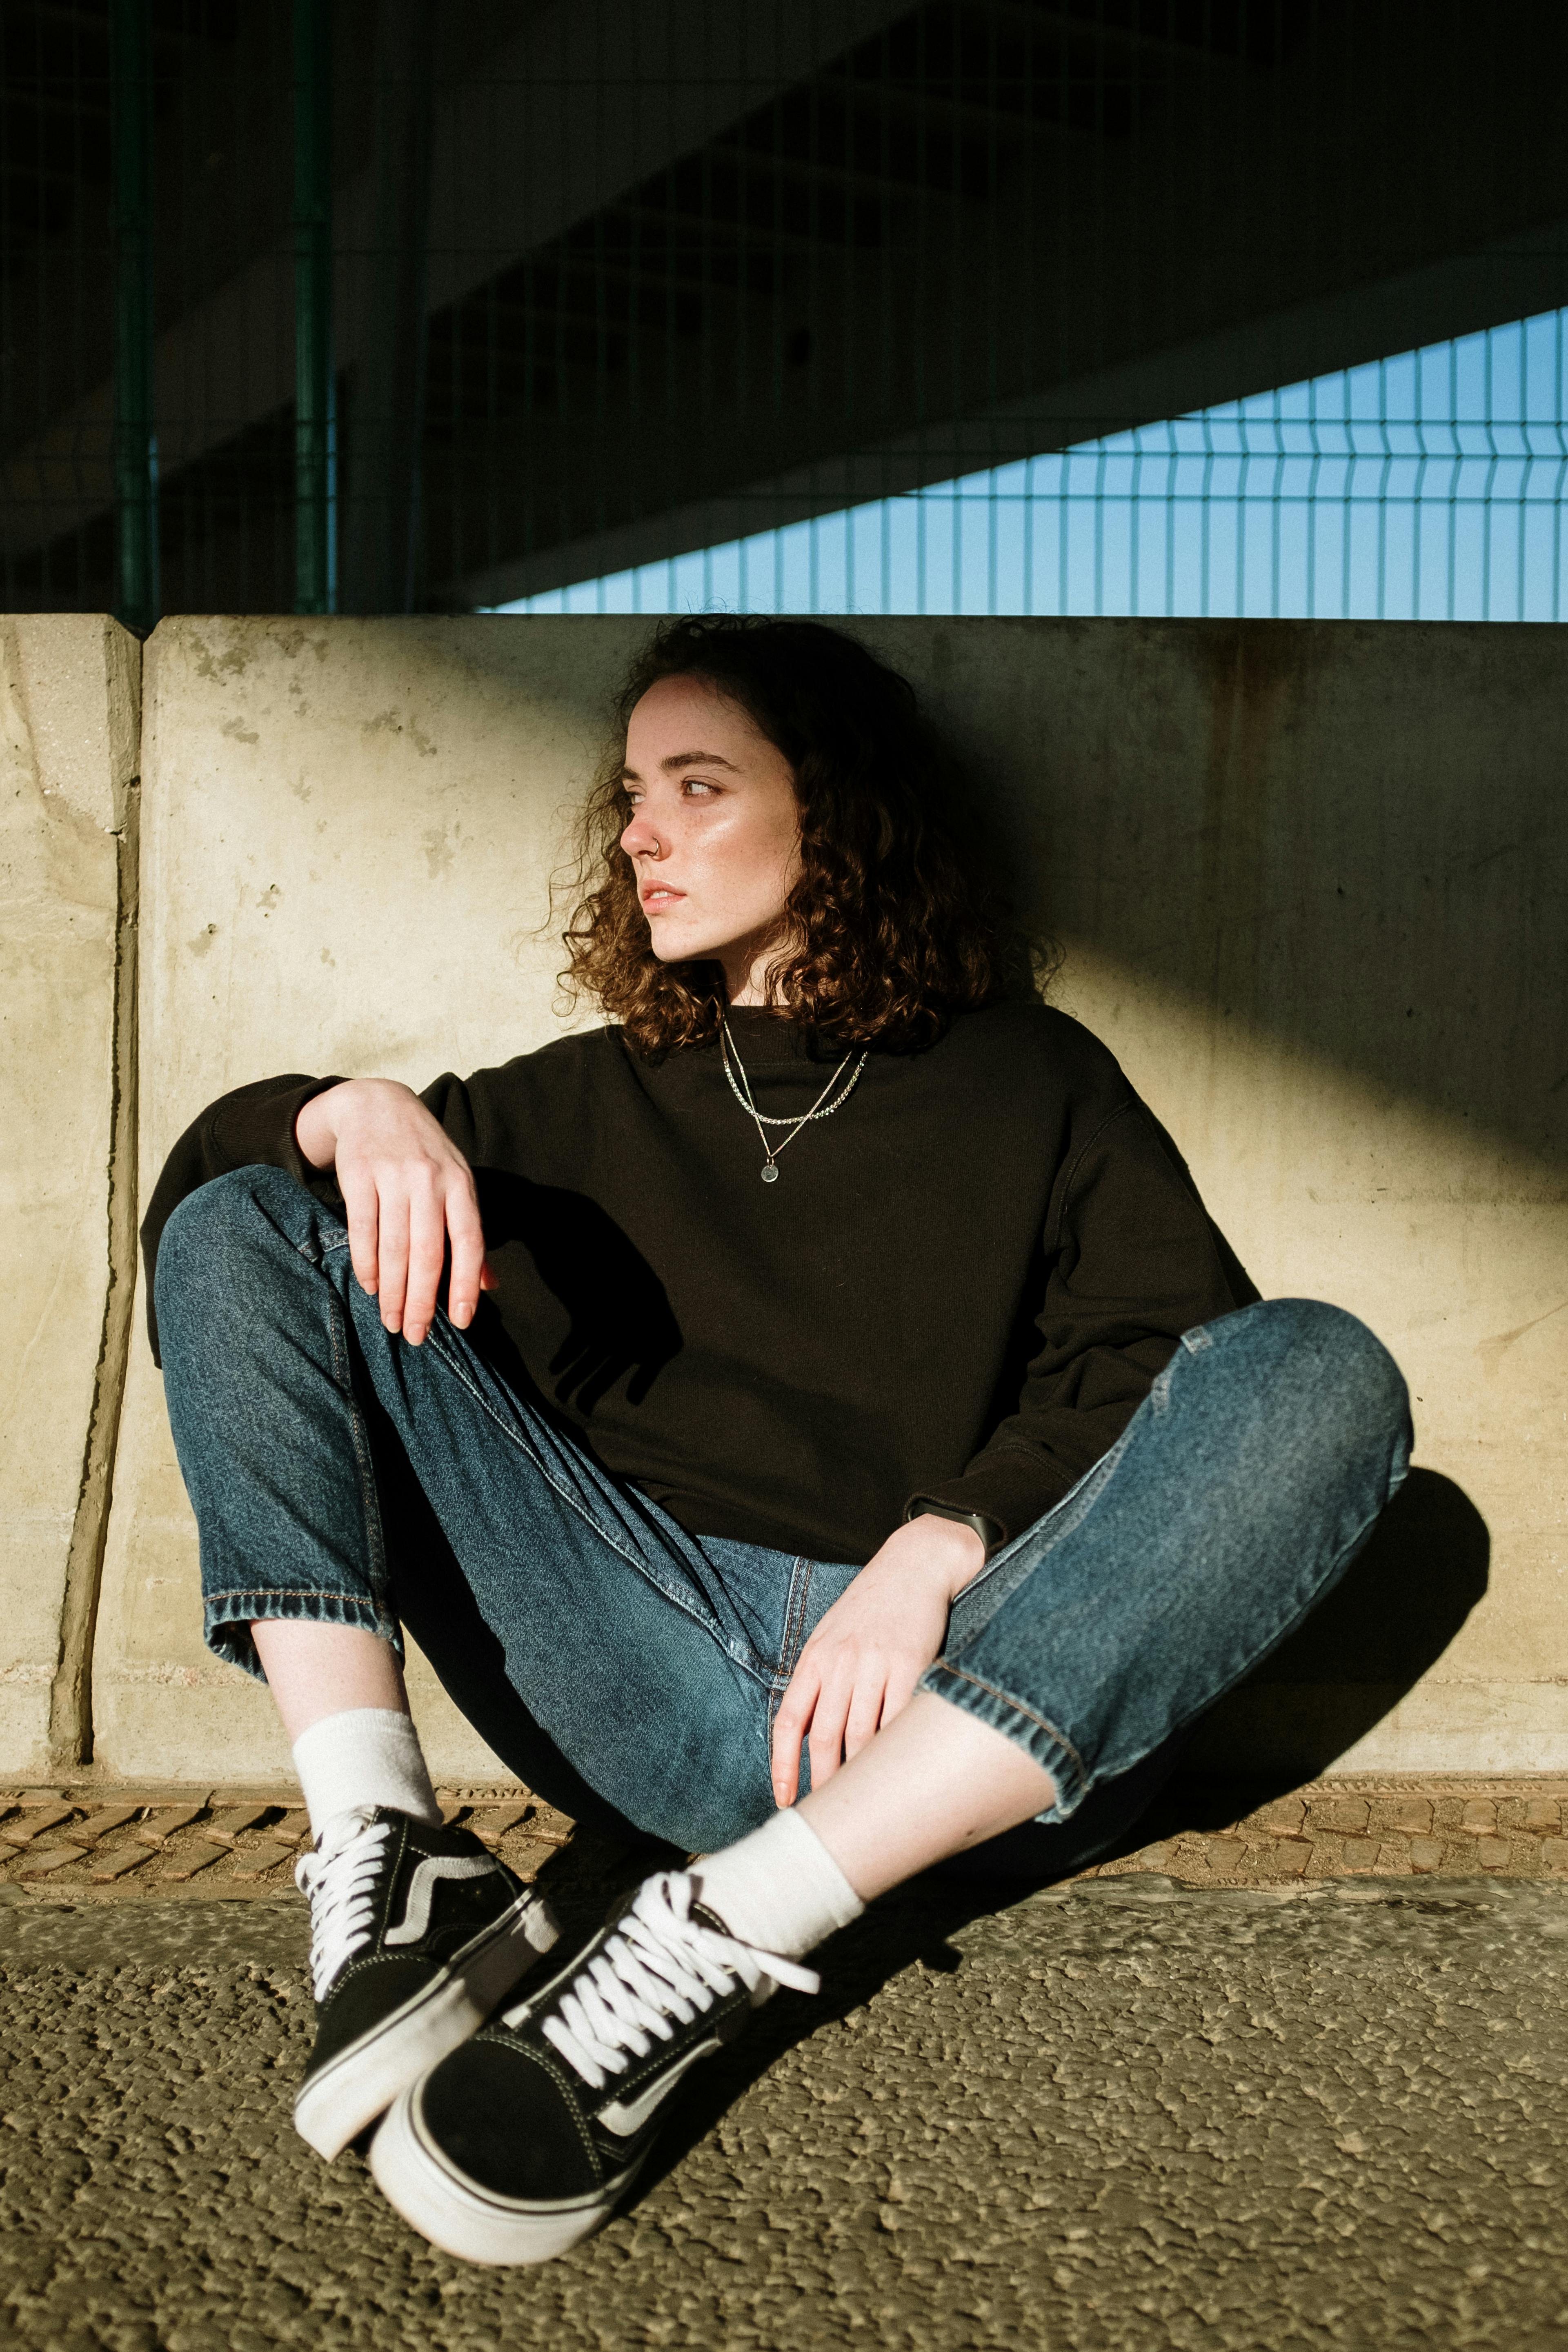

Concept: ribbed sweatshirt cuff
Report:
left=906, top=1453, right=1072, bottom=1555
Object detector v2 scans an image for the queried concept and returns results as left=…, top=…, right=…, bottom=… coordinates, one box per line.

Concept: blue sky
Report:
left=495, top=305, right=1568, bottom=625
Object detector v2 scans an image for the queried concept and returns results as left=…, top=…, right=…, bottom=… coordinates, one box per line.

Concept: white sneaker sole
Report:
left=294, top=1893, right=558, bottom=2161
left=369, top=2082, right=645, bottom=2265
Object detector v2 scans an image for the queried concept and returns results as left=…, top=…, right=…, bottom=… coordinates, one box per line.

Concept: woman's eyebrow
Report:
left=620, top=749, right=741, bottom=783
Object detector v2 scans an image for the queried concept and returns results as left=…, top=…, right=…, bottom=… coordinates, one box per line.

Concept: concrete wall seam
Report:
left=0, top=616, right=142, bottom=1779
left=48, top=767, right=140, bottom=1767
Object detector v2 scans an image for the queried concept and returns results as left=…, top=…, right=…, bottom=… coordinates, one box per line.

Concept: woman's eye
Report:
left=684, top=778, right=718, bottom=797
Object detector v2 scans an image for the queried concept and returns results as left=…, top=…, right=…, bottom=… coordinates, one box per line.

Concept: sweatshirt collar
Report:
left=718, top=1006, right=838, bottom=1066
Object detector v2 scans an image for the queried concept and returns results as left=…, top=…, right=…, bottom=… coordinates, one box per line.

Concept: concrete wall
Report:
left=0, top=616, right=140, bottom=1779
left=8, top=613, right=1565, bottom=1788
left=920, top=620, right=1567, bottom=1776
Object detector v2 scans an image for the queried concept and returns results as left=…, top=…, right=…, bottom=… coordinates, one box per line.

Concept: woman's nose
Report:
left=621, top=809, right=660, bottom=858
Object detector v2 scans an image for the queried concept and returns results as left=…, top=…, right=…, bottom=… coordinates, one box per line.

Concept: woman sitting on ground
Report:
left=144, top=614, right=1410, bottom=2266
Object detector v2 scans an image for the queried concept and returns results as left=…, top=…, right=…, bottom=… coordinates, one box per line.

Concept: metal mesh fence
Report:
left=500, top=309, right=1568, bottom=621
left=4, top=1, right=1564, bottom=627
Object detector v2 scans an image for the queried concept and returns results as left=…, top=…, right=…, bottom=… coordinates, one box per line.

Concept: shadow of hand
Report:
left=475, top=1169, right=683, bottom=1413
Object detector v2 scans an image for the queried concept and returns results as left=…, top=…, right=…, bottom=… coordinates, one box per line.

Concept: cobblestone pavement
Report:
left=1, top=1777, right=1565, bottom=1903
left=1, top=1784, right=1565, bottom=2350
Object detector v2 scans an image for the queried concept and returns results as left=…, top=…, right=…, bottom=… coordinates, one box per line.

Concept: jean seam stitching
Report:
left=769, top=1558, right=815, bottom=1731
left=418, top=1321, right=758, bottom=1667
left=206, top=1587, right=384, bottom=1604
left=335, top=1296, right=394, bottom=1619
left=258, top=1223, right=762, bottom=1688
left=782, top=1558, right=813, bottom=1676
left=423, top=1326, right=631, bottom=1543
left=928, top=1660, right=1087, bottom=1784
left=326, top=1287, right=352, bottom=1392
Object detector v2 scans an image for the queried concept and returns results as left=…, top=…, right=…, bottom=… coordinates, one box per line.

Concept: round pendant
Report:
left=760, top=1163, right=779, bottom=1184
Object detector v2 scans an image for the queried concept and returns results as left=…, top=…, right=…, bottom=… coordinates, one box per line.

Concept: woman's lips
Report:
left=641, top=887, right=685, bottom=911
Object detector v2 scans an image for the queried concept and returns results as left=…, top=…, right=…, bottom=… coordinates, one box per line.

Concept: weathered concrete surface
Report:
left=0, top=617, right=140, bottom=1778
left=90, top=615, right=1567, bottom=1785
left=0, top=1876, right=1564, bottom=2348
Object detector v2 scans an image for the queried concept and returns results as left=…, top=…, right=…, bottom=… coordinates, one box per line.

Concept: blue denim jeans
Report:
left=155, top=1167, right=1411, bottom=1861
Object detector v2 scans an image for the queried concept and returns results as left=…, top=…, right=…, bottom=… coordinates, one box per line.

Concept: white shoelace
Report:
left=296, top=1809, right=393, bottom=2002
left=514, top=1871, right=819, bottom=2094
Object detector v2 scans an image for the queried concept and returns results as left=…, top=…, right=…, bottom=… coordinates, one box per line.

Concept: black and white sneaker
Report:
left=369, top=1870, right=818, bottom=2264
left=292, top=1805, right=558, bottom=2161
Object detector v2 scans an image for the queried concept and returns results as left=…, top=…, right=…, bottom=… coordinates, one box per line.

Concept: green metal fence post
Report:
left=294, top=0, right=336, bottom=615
left=110, top=0, right=158, bottom=635
left=338, top=0, right=434, bottom=614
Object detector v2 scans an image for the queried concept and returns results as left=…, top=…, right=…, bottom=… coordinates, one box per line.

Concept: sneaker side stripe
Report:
left=597, top=2035, right=723, bottom=2136
left=384, top=1854, right=498, bottom=1945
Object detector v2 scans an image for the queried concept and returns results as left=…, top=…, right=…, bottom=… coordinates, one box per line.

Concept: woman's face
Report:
left=620, top=674, right=803, bottom=1003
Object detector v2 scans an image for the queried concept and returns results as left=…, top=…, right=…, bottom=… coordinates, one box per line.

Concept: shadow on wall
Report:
left=419, top=613, right=1568, bottom=1175
left=894, top=617, right=1568, bottom=1179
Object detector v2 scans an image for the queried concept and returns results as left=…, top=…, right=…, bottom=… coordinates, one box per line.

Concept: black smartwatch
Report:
left=904, top=1498, right=1003, bottom=1558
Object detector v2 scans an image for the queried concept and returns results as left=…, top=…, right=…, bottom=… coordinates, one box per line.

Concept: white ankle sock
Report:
left=692, top=1808, right=865, bottom=1959
left=291, top=1706, right=441, bottom=1843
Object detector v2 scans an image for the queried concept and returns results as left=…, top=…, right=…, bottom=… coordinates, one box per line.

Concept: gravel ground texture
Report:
left=2, top=1867, right=1564, bottom=2352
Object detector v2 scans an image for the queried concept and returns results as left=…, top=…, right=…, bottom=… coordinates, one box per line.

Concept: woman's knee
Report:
left=155, top=1166, right=332, bottom=1344
left=160, top=1165, right=320, bottom=1272
left=1229, top=1296, right=1411, bottom=1465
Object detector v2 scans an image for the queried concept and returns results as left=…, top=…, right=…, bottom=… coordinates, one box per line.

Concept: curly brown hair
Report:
left=557, top=616, right=1030, bottom=1056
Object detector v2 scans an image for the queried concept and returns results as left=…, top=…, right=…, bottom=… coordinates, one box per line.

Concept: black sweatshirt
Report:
left=141, top=999, right=1254, bottom=1566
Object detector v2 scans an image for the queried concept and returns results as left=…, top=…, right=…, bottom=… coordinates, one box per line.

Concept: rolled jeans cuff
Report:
left=917, top=1655, right=1090, bottom=1822
left=202, top=1586, right=404, bottom=1683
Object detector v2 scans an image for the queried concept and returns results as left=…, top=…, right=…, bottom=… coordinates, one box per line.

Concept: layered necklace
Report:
left=720, top=1014, right=869, bottom=1183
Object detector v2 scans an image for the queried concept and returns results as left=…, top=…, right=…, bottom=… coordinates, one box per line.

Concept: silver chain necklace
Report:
left=719, top=1015, right=870, bottom=1184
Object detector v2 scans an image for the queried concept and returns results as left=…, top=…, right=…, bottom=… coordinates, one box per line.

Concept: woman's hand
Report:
left=769, top=1514, right=986, bottom=1807
left=295, top=1078, right=494, bottom=1345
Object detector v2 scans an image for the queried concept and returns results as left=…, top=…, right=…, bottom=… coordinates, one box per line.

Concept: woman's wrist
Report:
left=897, top=1511, right=987, bottom=1600
left=295, top=1079, right=354, bottom=1171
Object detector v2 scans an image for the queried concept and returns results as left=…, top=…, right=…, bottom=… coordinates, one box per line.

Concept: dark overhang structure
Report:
left=3, top=0, right=1564, bottom=617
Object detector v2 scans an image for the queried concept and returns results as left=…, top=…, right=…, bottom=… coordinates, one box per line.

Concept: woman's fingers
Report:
left=877, top=1655, right=925, bottom=1733
left=771, top=1660, right=824, bottom=1806
left=807, top=1671, right=855, bottom=1793
left=374, top=1177, right=412, bottom=1332
left=401, top=1178, right=449, bottom=1344
left=340, top=1159, right=485, bottom=1346
left=316, top=1083, right=487, bottom=1340
left=765, top=1545, right=955, bottom=1803
left=445, top=1180, right=488, bottom=1329
left=842, top=1674, right=887, bottom=1766
left=774, top=1643, right=926, bottom=1802
left=338, top=1165, right=381, bottom=1300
